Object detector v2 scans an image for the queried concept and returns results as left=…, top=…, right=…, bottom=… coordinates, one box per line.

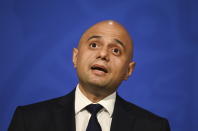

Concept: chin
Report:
left=88, top=80, right=108, bottom=88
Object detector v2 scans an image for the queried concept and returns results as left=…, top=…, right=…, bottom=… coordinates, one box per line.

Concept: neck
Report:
left=78, top=83, right=112, bottom=103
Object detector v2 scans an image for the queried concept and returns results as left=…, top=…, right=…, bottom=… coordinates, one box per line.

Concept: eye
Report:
left=89, top=42, right=98, bottom=48
left=112, top=48, right=121, bottom=55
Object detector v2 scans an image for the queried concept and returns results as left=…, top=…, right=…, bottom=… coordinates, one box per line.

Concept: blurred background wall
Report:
left=1, top=0, right=198, bottom=131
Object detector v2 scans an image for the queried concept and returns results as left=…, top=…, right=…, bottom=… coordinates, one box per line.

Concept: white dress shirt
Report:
left=75, top=85, right=116, bottom=131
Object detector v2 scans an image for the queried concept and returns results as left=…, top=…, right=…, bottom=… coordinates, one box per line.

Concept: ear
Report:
left=72, top=48, right=78, bottom=68
left=124, top=61, right=136, bottom=80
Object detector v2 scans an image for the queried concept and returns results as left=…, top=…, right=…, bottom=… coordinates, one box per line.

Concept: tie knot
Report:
left=85, top=104, right=103, bottom=115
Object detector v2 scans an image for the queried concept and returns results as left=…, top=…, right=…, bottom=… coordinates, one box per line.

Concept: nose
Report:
left=97, top=47, right=109, bottom=61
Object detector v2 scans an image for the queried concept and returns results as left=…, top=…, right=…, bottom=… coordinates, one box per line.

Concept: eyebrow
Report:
left=87, top=35, right=102, bottom=41
left=87, top=35, right=125, bottom=49
left=114, top=39, right=125, bottom=49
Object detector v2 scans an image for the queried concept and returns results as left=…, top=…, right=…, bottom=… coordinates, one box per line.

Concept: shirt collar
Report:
left=75, top=84, right=116, bottom=117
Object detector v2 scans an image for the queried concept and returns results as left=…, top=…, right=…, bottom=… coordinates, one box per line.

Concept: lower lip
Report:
left=91, top=69, right=107, bottom=76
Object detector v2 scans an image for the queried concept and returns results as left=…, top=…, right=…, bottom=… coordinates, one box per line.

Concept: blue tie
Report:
left=85, top=104, right=103, bottom=131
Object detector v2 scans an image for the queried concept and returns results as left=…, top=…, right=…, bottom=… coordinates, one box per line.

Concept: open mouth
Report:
left=91, top=65, right=108, bottom=73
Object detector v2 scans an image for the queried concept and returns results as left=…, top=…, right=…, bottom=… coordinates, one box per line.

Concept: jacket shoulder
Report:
left=18, top=96, right=62, bottom=111
left=117, top=95, right=168, bottom=121
left=9, top=91, right=75, bottom=131
left=18, top=90, right=75, bottom=112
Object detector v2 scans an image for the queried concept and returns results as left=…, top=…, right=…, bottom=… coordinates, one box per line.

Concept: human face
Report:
left=73, top=21, right=135, bottom=94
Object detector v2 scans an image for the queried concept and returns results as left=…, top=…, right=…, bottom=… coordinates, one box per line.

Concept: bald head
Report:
left=78, top=20, right=134, bottom=60
left=73, top=20, right=136, bottom=98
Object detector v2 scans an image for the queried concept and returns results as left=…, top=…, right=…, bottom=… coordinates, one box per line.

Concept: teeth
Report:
left=91, top=66, right=107, bottom=73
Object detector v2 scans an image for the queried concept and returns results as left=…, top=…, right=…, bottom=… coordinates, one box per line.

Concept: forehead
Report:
left=78, top=21, right=133, bottom=59
left=81, top=22, right=132, bottom=45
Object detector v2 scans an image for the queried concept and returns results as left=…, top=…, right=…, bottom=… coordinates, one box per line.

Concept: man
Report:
left=9, top=20, right=170, bottom=131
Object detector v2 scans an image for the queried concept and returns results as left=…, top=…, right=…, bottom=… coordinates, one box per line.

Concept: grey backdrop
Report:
left=1, top=0, right=198, bottom=131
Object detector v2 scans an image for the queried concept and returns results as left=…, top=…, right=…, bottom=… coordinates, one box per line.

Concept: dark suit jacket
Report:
left=8, top=89, right=170, bottom=131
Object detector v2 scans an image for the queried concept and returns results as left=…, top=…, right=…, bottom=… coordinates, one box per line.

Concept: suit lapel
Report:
left=110, top=95, right=136, bottom=131
left=50, top=90, right=137, bottom=131
left=52, top=90, right=76, bottom=131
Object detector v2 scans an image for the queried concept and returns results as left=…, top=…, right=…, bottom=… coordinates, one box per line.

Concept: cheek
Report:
left=77, top=51, right=95, bottom=66
left=111, top=59, right=128, bottom=74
